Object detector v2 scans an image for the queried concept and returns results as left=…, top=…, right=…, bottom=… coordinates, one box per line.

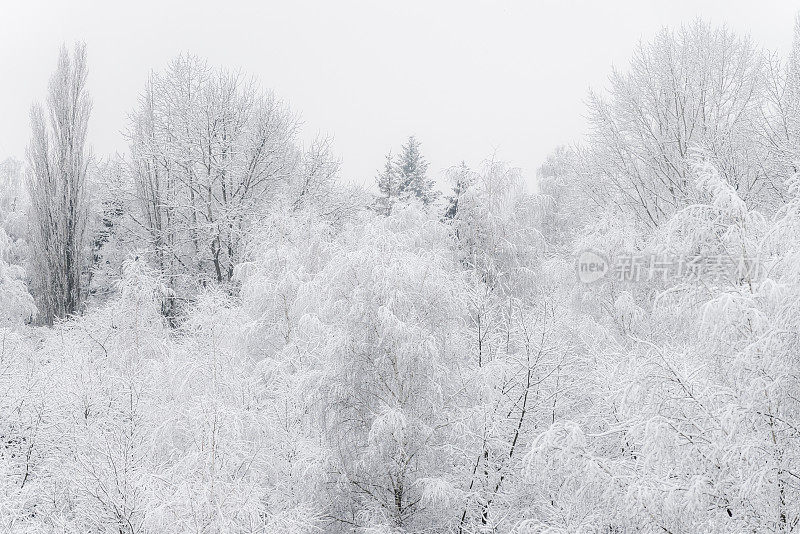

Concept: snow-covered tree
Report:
left=26, top=43, right=92, bottom=324
left=127, top=54, right=300, bottom=296
left=395, top=136, right=437, bottom=206
left=376, top=136, right=438, bottom=214
left=6, top=17, right=800, bottom=534
left=375, top=151, right=401, bottom=215
left=443, top=161, right=477, bottom=221
left=586, top=21, right=778, bottom=229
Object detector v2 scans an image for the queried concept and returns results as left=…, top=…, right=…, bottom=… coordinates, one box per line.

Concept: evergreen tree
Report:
left=395, top=136, right=438, bottom=206
left=376, top=136, right=439, bottom=214
left=375, top=151, right=400, bottom=215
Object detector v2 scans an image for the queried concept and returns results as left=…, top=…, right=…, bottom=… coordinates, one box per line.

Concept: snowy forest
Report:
left=2, top=17, right=800, bottom=533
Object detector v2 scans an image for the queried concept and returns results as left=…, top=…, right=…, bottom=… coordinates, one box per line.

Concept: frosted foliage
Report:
left=8, top=18, right=800, bottom=534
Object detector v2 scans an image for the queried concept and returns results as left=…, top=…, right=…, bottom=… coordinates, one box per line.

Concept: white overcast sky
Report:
left=1, top=0, right=798, bottom=191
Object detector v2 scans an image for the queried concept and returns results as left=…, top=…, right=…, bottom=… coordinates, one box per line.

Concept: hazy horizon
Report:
left=2, top=0, right=798, bottom=191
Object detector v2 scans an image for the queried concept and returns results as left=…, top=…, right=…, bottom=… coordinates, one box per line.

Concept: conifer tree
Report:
left=376, top=136, right=439, bottom=214
left=395, top=136, right=438, bottom=206
left=375, top=151, right=400, bottom=215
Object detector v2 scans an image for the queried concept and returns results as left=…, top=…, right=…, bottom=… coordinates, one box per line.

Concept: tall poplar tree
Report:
left=26, top=43, right=91, bottom=324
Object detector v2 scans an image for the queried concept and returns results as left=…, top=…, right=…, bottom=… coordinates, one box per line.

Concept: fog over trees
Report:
left=2, top=17, right=800, bottom=534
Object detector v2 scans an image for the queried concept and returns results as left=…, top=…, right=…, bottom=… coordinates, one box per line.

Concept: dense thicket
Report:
left=1, top=19, right=800, bottom=533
